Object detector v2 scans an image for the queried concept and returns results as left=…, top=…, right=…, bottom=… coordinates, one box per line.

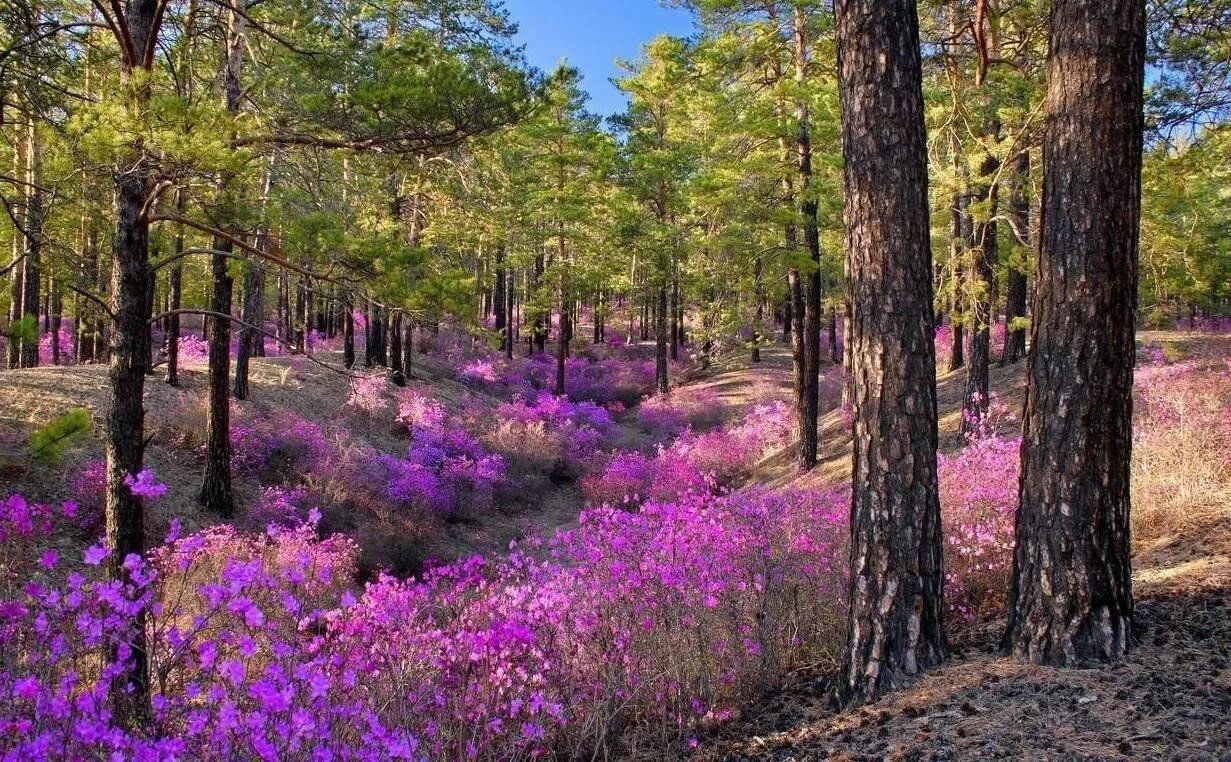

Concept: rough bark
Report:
left=198, top=232, right=235, bottom=518
left=836, top=0, right=947, bottom=707
left=1002, top=0, right=1145, bottom=666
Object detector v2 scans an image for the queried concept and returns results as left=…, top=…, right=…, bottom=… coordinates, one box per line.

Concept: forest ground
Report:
left=1, top=333, right=1228, bottom=759
left=693, top=332, right=1231, bottom=761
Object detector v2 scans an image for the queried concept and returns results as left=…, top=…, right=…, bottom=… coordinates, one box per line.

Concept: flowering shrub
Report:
left=584, top=400, right=793, bottom=508
left=230, top=408, right=333, bottom=476
left=478, top=393, right=617, bottom=477
left=635, top=387, right=725, bottom=442
left=377, top=391, right=508, bottom=516
left=244, top=486, right=313, bottom=531
left=938, top=435, right=1019, bottom=621
left=176, top=335, right=210, bottom=367
left=0, top=508, right=421, bottom=759
left=395, top=386, right=447, bottom=431
left=347, top=374, right=390, bottom=415
left=37, top=326, right=74, bottom=366
left=325, top=487, right=848, bottom=758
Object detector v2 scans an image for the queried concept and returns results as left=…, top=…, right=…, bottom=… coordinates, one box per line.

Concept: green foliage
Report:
left=7, top=315, right=38, bottom=346
left=28, top=409, right=92, bottom=463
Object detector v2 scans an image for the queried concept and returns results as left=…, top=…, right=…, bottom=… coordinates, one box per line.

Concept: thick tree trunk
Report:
left=1002, top=0, right=1145, bottom=666
left=836, top=0, right=947, bottom=707
left=107, top=167, right=153, bottom=723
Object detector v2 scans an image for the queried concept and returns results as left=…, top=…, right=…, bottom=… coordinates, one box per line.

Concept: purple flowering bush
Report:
left=583, top=400, right=793, bottom=508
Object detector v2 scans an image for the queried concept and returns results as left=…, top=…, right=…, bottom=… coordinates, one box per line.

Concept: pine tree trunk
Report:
left=198, top=3, right=243, bottom=518
left=104, top=0, right=165, bottom=717
left=1002, top=0, right=1145, bottom=666
left=1002, top=150, right=1029, bottom=365
left=199, top=234, right=235, bottom=517
left=836, top=0, right=947, bottom=707
left=232, top=262, right=262, bottom=400
left=402, top=318, right=413, bottom=380
left=50, top=284, right=61, bottom=365
left=165, top=193, right=185, bottom=386
left=556, top=290, right=569, bottom=397
left=962, top=129, right=1001, bottom=436
left=533, top=254, right=546, bottom=354
left=20, top=119, right=43, bottom=369
left=343, top=292, right=356, bottom=369
left=107, top=166, right=153, bottom=723
left=494, top=247, right=507, bottom=336
left=669, top=276, right=680, bottom=361
left=388, top=311, right=405, bottom=386
left=655, top=281, right=669, bottom=395
left=505, top=273, right=515, bottom=359
left=752, top=257, right=763, bottom=363
left=796, top=3, right=822, bottom=472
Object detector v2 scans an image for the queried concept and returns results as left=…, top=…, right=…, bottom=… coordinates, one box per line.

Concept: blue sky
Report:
left=502, top=0, right=695, bottom=116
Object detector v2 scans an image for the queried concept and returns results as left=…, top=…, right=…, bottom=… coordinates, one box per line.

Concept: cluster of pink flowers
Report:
left=635, top=388, right=726, bottom=442
left=583, top=401, right=793, bottom=508
left=230, top=407, right=334, bottom=476
left=347, top=374, right=391, bottom=415
left=36, top=326, right=75, bottom=366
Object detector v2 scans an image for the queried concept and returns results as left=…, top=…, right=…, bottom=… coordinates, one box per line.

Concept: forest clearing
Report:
left=2, top=0, right=1230, bottom=759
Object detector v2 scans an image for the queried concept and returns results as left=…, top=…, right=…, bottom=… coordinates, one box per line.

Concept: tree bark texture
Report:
left=836, top=0, right=947, bottom=707
left=1002, top=0, right=1145, bottom=666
